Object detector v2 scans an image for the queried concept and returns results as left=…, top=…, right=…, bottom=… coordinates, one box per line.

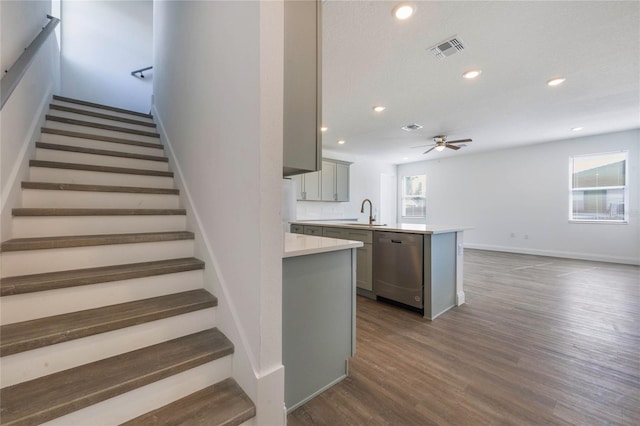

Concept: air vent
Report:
left=402, top=124, right=423, bottom=131
left=429, top=36, right=465, bottom=60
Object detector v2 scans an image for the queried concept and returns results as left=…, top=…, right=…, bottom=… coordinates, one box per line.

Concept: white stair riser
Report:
left=48, top=110, right=157, bottom=133
left=1, top=270, right=204, bottom=324
left=1, top=240, right=194, bottom=277
left=21, top=189, right=180, bottom=209
left=0, top=308, right=217, bottom=387
left=52, top=100, right=155, bottom=124
left=41, top=357, right=232, bottom=426
left=40, top=132, right=164, bottom=156
left=35, top=148, right=169, bottom=172
left=12, top=214, right=185, bottom=238
left=30, top=166, right=175, bottom=188
left=45, top=120, right=160, bottom=144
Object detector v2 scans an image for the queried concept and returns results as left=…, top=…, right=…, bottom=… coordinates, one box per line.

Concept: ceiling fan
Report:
left=413, top=135, right=473, bottom=154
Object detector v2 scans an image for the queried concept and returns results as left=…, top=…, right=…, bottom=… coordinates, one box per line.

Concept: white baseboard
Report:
left=1, top=83, right=53, bottom=240
left=151, top=105, right=261, bottom=400
left=464, top=243, right=639, bottom=266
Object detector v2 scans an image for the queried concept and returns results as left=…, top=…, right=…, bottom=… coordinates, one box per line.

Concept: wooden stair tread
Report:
left=0, top=328, right=233, bottom=425
left=36, top=141, right=168, bottom=162
left=12, top=208, right=186, bottom=216
left=46, top=115, right=160, bottom=138
left=41, top=128, right=163, bottom=150
left=0, top=289, right=217, bottom=356
left=0, top=231, right=194, bottom=252
left=22, top=181, right=179, bottom=195
left=30, top=160, right=174, bottom=177
left=0, top=257, right=205, bottom=296
left=122, top=378, right=255, bottom=426
left=49, top=104, right=157, bottom=128
left=53, top=95, right=153, bottom=119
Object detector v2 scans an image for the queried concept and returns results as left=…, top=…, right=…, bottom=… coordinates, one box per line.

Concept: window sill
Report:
left=569, top=220, right=628, bottom=225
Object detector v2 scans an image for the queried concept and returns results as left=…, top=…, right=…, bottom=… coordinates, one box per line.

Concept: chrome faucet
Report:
left=360, top=198, right=375, bottom=225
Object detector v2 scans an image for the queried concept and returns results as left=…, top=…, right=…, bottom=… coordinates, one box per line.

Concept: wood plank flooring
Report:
left=288, top=249, right=640, bottom=426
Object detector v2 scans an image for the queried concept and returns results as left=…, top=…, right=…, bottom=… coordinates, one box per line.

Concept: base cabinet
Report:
left=322, top=227, right=372, bottom=292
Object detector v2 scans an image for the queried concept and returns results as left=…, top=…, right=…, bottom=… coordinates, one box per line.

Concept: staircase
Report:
left=0, top=95, right=256, bottom=425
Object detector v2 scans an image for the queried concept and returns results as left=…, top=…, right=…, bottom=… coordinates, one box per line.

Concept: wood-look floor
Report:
left=288, top=249, right=640, bottom=425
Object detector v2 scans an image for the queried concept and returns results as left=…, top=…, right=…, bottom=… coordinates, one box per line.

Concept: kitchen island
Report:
left=290, top=222, right=469, bottom=320
left=282, top=232, right=362, bottom=411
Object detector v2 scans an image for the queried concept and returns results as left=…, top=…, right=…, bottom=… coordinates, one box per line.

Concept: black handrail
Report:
left=131, top=66, right=153, bottom=79
left=0, top=15, right=60, bottom=110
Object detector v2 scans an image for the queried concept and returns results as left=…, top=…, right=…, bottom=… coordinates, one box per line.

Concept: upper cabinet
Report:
left=321, top=159, right=350, bottom=202
left=296, top=159, right=351, bottom=202
left=293, top=170, right=321, bottom=201
left=283, top=0, right=322, bottom=177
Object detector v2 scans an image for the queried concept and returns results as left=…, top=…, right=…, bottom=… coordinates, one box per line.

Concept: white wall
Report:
left=153, top=1, right=284, bottom=424
left=1, top=0, right=59, bottom=242
left=296, top=151, right=397, bottom=224
left=397, top=129, right=640, bottom=264
left=60, top=0, right=152, bottom=113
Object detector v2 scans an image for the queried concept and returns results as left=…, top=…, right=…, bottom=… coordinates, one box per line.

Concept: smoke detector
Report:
left=402, top=123, right=423, bottom=131
left=429, top=36, right=465, bottom=60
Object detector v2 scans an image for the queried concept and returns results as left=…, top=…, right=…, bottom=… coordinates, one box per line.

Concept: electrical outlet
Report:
left=510, top=232, right=516, bottom=238
left=524, top=234, right=529, bottom=240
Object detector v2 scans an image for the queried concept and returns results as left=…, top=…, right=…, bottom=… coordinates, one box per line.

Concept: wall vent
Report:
left=429, top=37, right=465, bottom=60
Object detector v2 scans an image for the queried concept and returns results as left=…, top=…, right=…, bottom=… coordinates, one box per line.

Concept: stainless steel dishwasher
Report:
left=373, top=232, right=424, bottom=309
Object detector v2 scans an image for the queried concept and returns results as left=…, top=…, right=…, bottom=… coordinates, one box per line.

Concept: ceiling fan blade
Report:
left=446, top=138, right=472, bottom=144
left=423, top=147, right=436, bottom=154
left=446, top=144, right=461, bottom=150
left=411, top=143, right=435, bottom=149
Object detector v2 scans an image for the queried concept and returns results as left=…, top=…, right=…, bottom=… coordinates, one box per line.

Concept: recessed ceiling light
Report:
left=571, top=127, right=584, bottom=131
left=547, top=77, right=566, bottom=87
left=392, top=3, right=415, bottom=20
left=402, top=157, right=409, bottom=160
left=320, top=127, right=328, bottom=132
left=462, top=69, right=482, bottom=79
left=401, top=123, right=423, bottom=131
left=337, top=139, right=345, bottom=145
left=373, top=105, right=386, bottom=112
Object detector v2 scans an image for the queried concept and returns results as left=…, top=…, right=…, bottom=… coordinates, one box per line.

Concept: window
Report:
left=569, top=151, right=628, bottom=222
left=401, top=175, right=426, bottom=218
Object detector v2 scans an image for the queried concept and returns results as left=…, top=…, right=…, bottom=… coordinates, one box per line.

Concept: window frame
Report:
left=568, top=151, right=629, bottom=224
left=400, top=174, right=427, bottom=219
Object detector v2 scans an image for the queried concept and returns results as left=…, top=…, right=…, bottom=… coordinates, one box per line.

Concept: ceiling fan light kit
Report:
left=416, top=135, right=473, bottom=155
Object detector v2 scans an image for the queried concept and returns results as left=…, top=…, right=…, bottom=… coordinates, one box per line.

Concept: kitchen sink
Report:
left=345, top=223, right=387, bottom=227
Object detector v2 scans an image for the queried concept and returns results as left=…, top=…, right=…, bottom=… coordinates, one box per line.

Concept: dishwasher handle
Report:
left=391, top=239, right=403, bottom=244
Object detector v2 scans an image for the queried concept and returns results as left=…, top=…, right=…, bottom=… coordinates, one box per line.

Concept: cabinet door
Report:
left=292, top=174, right=304, bottom=200
left=323, top=227, right=348, bottom=239
left=304, top=171, right=321, bottom=201
left=336, top=163, right=349, bottom=202
left=303, top=225, right=323, bottom=236
left=356, top=243, right=373, bottom=291
left=321, top=160, right=337, bottom=201
left=283, top=0, right=322, bottom=176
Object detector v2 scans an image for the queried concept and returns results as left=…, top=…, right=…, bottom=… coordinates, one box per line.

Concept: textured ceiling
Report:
left=321, top=1, right=640, bottom=163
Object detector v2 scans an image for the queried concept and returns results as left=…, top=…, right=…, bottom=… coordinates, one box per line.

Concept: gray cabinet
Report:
left=283, top=0, right=322, bottom=176
left=293, top=171, right=321, bottom=201
left=290, top=224, right=304, bottom=234
left=321, top=160, right=350, bottom=202
left=303, top=225, right=323, bottom=237
left=336, top=163, right=349, bottom=201
left=322, top=227, right=373, bottom=293
left=296, top=159, right=350, bottom=202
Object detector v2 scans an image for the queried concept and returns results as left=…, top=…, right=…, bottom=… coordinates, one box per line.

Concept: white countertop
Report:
left=291, top=221, right=471, bottom=235
left=283, top=232, right=363, bottom=258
